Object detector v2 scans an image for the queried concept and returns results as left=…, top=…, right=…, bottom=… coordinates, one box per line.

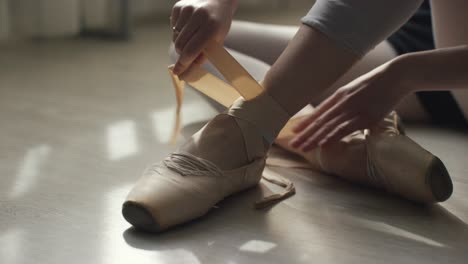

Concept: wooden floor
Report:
left=1, top=13, right=468, bottom=264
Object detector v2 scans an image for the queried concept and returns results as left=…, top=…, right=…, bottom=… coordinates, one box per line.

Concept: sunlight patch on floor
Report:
left=106, top=120, right=139, bottom=161
left=9, top=144, right=51, bottom=199
left=239, top=240, right=277, bottom=253
left=0, top=228, right=24, bottom=264
left=151, top=100, right=215, bottom=143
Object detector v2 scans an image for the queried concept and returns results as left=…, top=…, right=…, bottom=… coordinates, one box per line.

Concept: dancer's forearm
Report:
left=397, top=45, right=468, bottom=93
left=262, top=25, right=359, bottom=115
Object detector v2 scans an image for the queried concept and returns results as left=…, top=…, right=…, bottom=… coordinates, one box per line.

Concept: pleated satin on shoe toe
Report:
left=123, top=149, right=266, bottom=232
left=365, top=117, right=453, bottom=203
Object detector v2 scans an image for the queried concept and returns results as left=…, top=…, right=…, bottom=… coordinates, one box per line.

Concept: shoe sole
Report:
left=122, top=201, right=162, bottom=232
left=427, top=156, right=453, bottom=202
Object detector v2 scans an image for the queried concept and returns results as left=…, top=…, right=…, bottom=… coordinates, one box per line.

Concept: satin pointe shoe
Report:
left=122, top=43, right=292, bottom=232
left=274, top=110, right=453, bottom=203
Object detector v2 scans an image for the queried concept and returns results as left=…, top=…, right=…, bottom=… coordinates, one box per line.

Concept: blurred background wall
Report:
left=0, top=0, right=305, bottom=41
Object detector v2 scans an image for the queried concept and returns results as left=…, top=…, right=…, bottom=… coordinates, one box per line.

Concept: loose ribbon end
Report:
left=168, top=66, right=185, bottom=145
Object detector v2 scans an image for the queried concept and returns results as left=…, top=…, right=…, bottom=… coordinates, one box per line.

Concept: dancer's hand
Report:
left=289, top=59, right=408, bottom=152
left=171, top=0, right=236, bottom=75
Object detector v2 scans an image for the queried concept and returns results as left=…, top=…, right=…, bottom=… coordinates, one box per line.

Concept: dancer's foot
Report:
left=275, top=111, right=453, bottom=203
left=123, top=93, right=290, bottom=232
left=180, top=114, right=262, bottom=170
left=366, top=113, right=452, bottom=202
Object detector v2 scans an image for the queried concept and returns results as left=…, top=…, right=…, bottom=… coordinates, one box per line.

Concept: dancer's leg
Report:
left=175, top=24, right=358, bottom=116
left=224, top=21, right=298, bottom=65
left=431, top=0, right=468, bottom=122
left=179, top=20, right=430, bottom=121
left=225, top=21, right=396, bottom=100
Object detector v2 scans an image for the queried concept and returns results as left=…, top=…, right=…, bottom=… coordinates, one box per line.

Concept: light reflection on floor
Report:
left=353, top=217, right=445, bottom=248
left=151, top=101, right=217, bottom=143
left=239, top=240, right=277, bottom=253
left=106, top=120, right=139, bottom=161
left=152, top=249, right=201, bottom=264
left=151, top=107, right=175, bottom=143
left=102, top=184, right=205, bottom=264
left=9, top=144, right=51, bottom=199
left=0, top=228, right=23, bottom=264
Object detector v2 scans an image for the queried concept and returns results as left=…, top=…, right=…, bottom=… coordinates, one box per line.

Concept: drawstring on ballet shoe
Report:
left=161, top=151, right=295, bottom=208
left=163, top=152, right=223, bottom=177
left=364, top=112, right=401, bottom=190
left=256, top=171, right=296, bottom=209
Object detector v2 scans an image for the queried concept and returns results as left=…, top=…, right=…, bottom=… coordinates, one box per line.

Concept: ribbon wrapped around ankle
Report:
left=228, top=95, right=291, bottom=145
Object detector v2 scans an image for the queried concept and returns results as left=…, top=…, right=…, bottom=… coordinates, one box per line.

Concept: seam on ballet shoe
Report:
left=365, top=112, right=404, bottom=193
left=230, top=116, right=256, bottom=162
left=364, top=130, right=389, bottom=190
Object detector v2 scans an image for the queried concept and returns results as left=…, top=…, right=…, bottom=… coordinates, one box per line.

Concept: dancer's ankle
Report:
left=228, top=91, right=291, bottom=146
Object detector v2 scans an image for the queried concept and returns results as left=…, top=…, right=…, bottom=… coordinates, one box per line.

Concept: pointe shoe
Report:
left=123, top=115, right=263, bottom=231
left=123, top=41, right=292, bottom=231
left=123, top=93, right=290, bottom=231
left=275, top=111, right=453, bottom=203
left=366, top=113, right=453, bottom=202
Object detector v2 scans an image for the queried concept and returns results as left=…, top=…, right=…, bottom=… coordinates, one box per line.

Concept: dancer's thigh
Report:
left=225, top=20, right=299, bottom=65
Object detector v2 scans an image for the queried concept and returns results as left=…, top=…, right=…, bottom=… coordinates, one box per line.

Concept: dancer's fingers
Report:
left=290, top=114, right=332, bottom=148
left=173, top=6, right=194, bottom=51
left=174, top=27, right=210, bottom=74
left=193, top=53, right=206, bottom=65
left=300, top=113, right=350, bottom=152
left=292, top=92, right=343, bottom=133
left=318, top=117, right=361, bottom=147
left=290, top=101, right=344, bottom=148
left=170, top=4, right=181, bottom=27
left=174, top=15, right=202, bottom=55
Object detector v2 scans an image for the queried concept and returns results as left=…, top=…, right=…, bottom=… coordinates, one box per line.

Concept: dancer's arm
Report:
left=171, top=0, right=237, bottom=75
left=291, top=45, right=468, bottom=151
left=171, top=0, right=425, bottom=143
left=263, top=0, right=424, bottom=116
left=402, top=45, right=468, bottom=91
